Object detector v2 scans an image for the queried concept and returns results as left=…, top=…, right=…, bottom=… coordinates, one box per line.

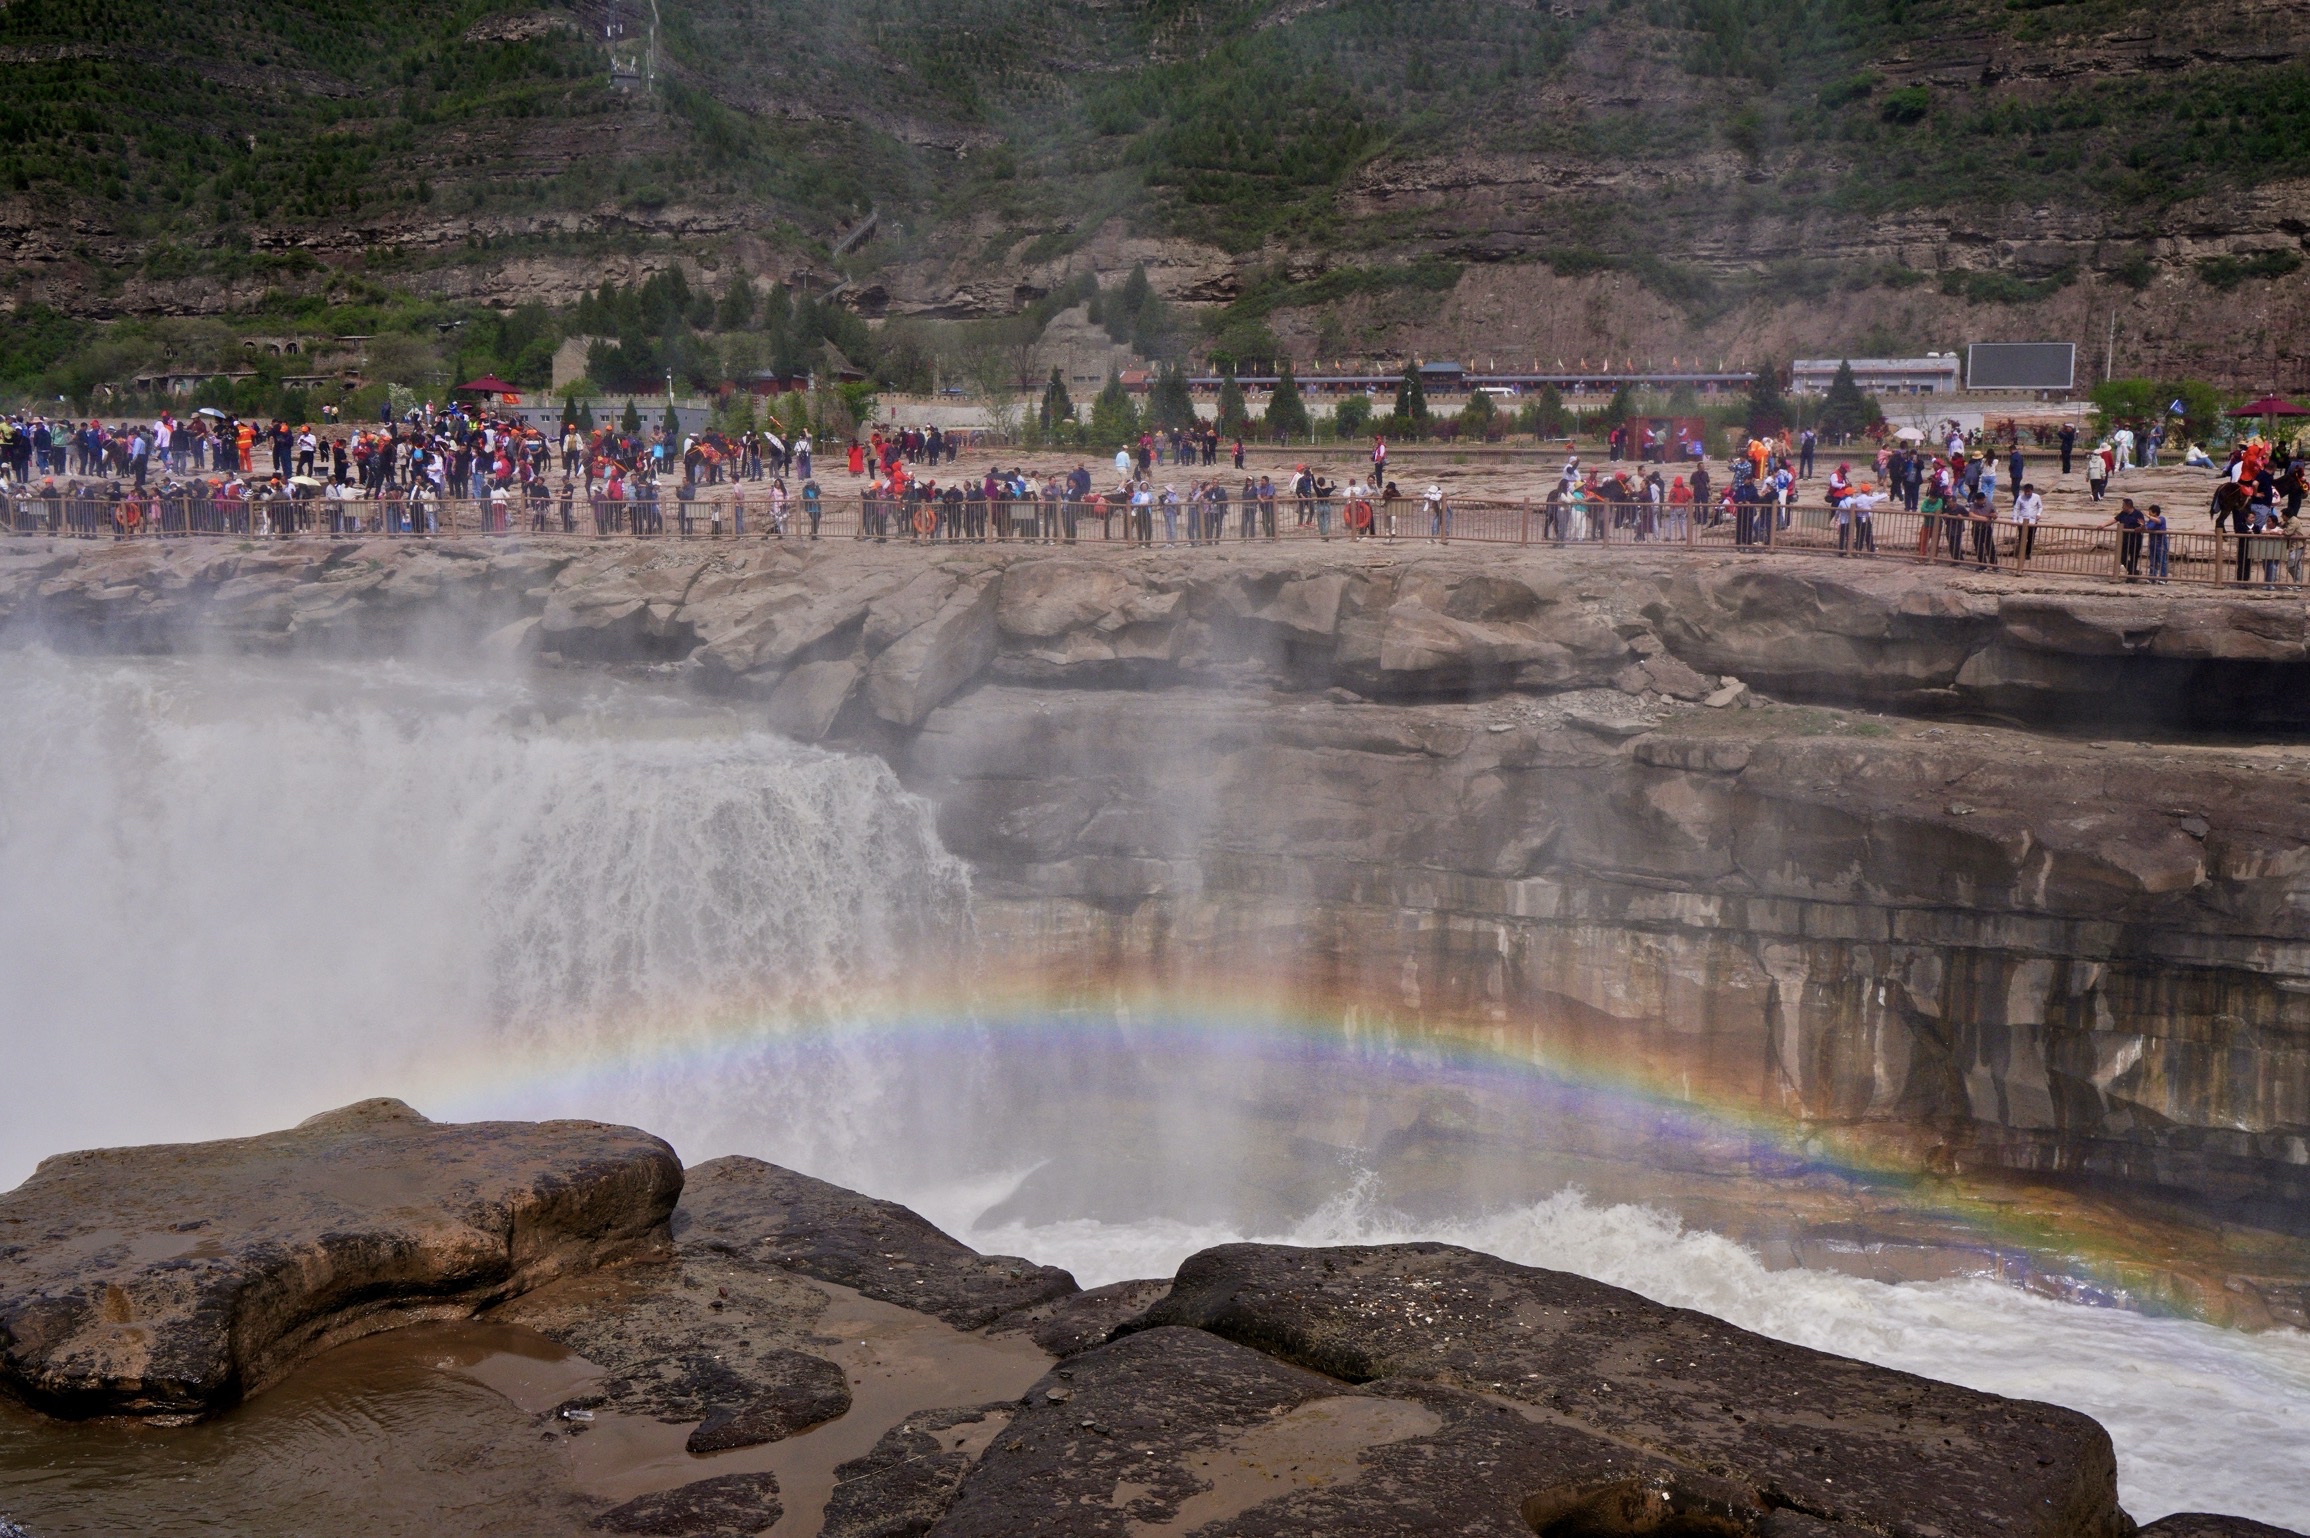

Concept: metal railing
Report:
left=6, top=486, right=2298, bottom=590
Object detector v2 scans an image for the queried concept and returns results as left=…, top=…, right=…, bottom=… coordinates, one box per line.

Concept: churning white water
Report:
left=0, top=652, right=2304, bottom=1526
left=969, top=1193, right=2310, bottom=1528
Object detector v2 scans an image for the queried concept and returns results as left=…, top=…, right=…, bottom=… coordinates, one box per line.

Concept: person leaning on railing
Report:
left=2103, top=497, right=2145, bottom=580
left=1968, top=491, right=1999, bottom=570
left=2013, top=484, right=2042, bottom=562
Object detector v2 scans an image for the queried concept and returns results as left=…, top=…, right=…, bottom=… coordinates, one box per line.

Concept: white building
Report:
left=1792, top=355, right=1962, bottom=396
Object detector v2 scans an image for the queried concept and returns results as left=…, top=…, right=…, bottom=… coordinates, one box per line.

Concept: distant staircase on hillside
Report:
left=832, top=207, right=880, bottom=259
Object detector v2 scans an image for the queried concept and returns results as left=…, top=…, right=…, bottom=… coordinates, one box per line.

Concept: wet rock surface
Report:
left=0, top=1113, right=2293, bottom=1536
left=986, top=1278, right=1175, bottom=1357
left=820, top=1402, right=1015, bottom=1538
left=492, top=1238, right=851, bottom=1454
left=1132, top=1241, right=2128, bottom=1538
left=929, top=1326, right=1402, bottom=1537
left=591, top=1471, right=782, bottom=1536
left=673, top=1156, right=1078, bottom=1329
left=0, top=1098, right=681, bottom=1420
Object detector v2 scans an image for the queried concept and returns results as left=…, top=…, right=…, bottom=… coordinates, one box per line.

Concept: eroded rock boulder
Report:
left=987, top=1277, right=1175, bottom=1357
left=2137, top=1517, right=2308, bottom=1538
left=674, top=1157, right=1077, bottom=1329
left=765, top=657, right=863, bottom=740
left=1131, top=1241, right=2129, bottom=1538
left=593, top=1472, right=782, bottom=1537
left=867, top=574, right=999, bottom=726
left=822, top=1402, right=1017, bottom=1538
left=930, top=1326, right=1435, bottom=1536
left=0, top=1099, right=681, bottom=1419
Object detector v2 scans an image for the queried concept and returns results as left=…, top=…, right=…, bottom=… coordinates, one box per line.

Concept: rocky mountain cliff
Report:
left=3, top=0, right=2308, bottom=385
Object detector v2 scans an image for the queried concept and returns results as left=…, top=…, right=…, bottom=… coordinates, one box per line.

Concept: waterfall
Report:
left=0, top=651, right=971, bottom=1189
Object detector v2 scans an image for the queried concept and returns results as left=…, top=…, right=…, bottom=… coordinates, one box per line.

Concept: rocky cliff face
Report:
left=5, top=536, right=2310, bottom=1316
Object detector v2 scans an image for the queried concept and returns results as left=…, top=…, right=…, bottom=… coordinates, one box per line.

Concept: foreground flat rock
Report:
left=1132, top=1242, right=2129, bottom=1538
left=0, top=1099, right=681, bottom=1419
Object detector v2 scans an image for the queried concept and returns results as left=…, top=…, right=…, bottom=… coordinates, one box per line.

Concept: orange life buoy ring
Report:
left=913, top=504, right=937, bottom=535
left=1345, top=499, right=1372, bottom=530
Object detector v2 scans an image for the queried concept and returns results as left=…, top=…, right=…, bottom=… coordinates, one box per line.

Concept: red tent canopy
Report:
left=456, top=375, right=518, bottom=394
left=2239, top=395, right=2309, bottom=416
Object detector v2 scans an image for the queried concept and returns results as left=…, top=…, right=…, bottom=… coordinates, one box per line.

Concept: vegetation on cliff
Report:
left=5, top=0, right=2310, bottom=401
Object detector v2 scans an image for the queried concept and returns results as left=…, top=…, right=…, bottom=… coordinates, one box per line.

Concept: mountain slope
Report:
left=2, top=0, right=2307, bottom=388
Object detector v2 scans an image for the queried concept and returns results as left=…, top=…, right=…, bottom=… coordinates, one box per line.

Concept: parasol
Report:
left=1893, top=426, right=1924, bottom=443
left=2239, top=395, right=2308, bottom=427
left=196, top=407, right=229, bottom=419
left=456, top=376, right=517, bottom=395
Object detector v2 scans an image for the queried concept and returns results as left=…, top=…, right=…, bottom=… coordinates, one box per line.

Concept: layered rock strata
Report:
left=4, top=539, right=2310, bottom=1297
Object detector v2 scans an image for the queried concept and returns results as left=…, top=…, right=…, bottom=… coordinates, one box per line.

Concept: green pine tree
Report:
left=577, top=399, right=597, bottom=432
left=716, top=274, right=758, bottom=331
left=1119, top=262, right=1153, bottom=318
left=1040, top=367, right=1076, bottom=433
left=1216, top=369, right=1251, bottom=438
left=1601, top=382, right=1636, bottom=429
left=1744, top=360, right=1787, bottom=435
left=1090, top=372, right=1139, bottom=445
left=1265, top=363, right=1311, bottom=439
left=1149, top=364, right=1196, bottom=431
left=1532, top=383, right=1567, bottom=438
left=1818, top=360, right=1874, bottom=441
left=1333, top=392, right=1372, bottom=440
left=621, top=399, right=643, bottom=437
left=1394, top=364, right=1429, bottom=426
left=1457, top=388, right=1497, bottom=440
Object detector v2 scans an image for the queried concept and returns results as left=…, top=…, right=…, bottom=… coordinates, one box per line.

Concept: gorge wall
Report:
left=6, top=534, right=2309, bottom=1319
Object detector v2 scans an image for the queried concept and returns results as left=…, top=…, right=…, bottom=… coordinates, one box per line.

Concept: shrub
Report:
left=1818, top=70, right=1881, bottom=109
left=1880, top=87, right=1930, bottom=124
left=2197, top=250, right=2303, bottom=291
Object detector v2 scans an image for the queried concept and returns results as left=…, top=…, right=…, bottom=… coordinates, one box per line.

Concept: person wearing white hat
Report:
left=1425, top=483, right=1450, bottom=543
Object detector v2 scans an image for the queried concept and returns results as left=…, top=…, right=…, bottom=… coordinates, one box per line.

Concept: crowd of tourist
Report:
left=1, top=401, right=2303, bottom=586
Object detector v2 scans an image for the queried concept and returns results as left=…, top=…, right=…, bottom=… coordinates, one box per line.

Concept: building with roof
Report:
left=1792, top=356, right=1962, bottom=396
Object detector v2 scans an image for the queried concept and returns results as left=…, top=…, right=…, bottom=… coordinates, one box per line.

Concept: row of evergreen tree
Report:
left=1029, top=357, right=1877, bottom=445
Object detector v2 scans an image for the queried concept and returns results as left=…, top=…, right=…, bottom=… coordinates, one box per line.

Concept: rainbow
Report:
left=398, top=969, right=2273, bottom=1327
